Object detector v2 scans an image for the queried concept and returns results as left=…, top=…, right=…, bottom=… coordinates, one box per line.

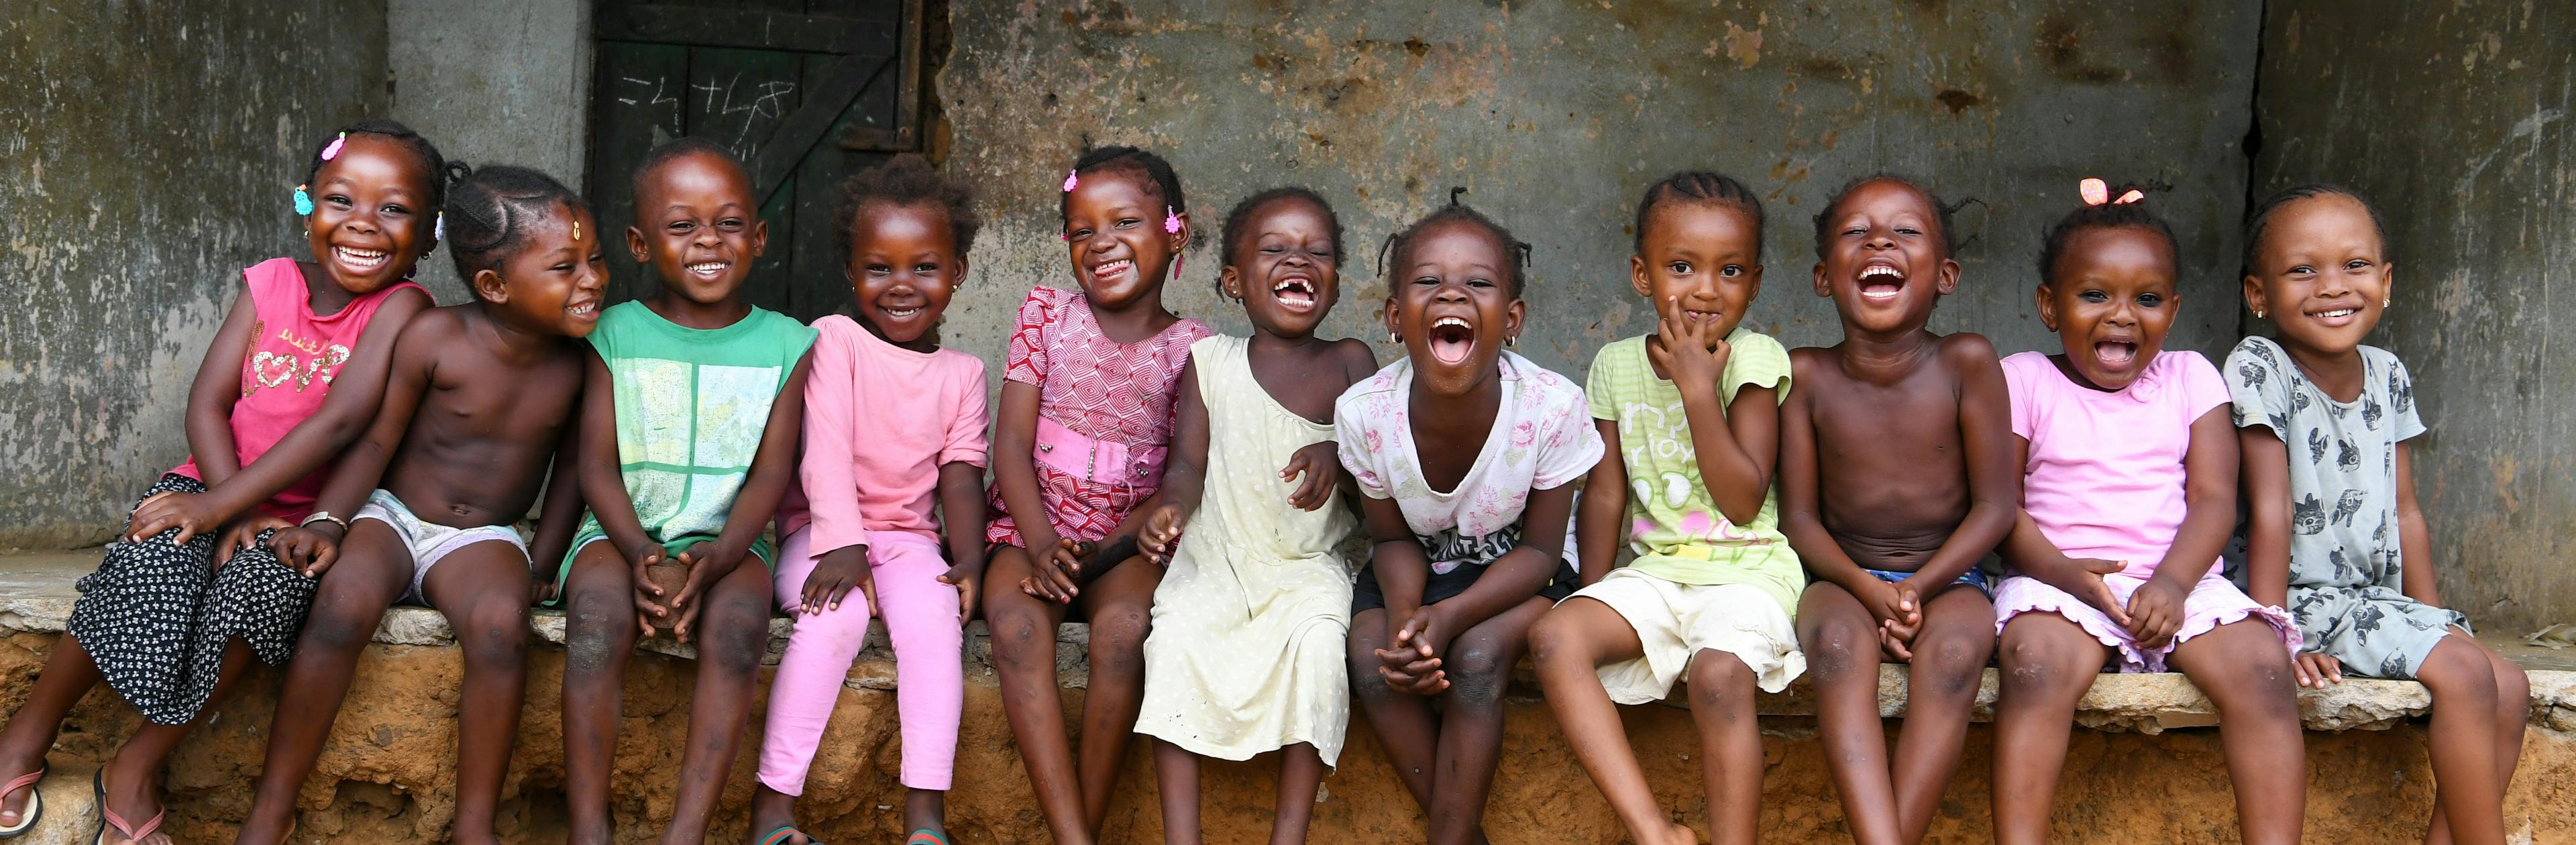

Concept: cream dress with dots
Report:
left=1135, top=335, right=1360, bottom=766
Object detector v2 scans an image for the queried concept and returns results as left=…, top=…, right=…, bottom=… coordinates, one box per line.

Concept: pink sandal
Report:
left=89, top=771, right=162, bottom=845
left=0, top=765, right=43, bottom=839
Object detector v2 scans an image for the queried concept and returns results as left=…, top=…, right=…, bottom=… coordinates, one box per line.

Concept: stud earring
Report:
left=2383, top=297, right=2392, bottom=308
left=2253, top=308, right=2265, bottom=319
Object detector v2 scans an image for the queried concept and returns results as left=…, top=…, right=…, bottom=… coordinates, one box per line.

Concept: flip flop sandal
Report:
left=906, top=830, right=951, bottom=845
left=89, top=771, right=162, bottom=845
left=0, top=765, right=42, bottom=839
left=756, top=824, right=821, bottom=845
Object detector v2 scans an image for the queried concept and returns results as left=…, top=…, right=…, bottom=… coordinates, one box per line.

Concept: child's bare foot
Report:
left=96, top=763, right=172, bottom=845
left=747, top=785, right=808, bottom=845
left=0, top=745, right=41, bottom=831
left=1644, top=820, right=1699, bottom=845
left=902, top=787, right=948, bottom=840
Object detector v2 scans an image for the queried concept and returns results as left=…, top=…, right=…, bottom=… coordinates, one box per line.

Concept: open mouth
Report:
left=1090, top=258, right=1134, bottom=284
left=1272, top=276, right=1318, bottom=310
left=1858, top=262, right=1906, bottom=300
left=567, top=298, right=600, bottom=319
left=2093, top=339, right=2138, bottom=368
left=685, top=261, right=730, bottom=280
left=1427, top=315, right=1476, bottom=365
left=879, top=304, right=924, bottom=321
left=333, top=245, right=390, bottom=272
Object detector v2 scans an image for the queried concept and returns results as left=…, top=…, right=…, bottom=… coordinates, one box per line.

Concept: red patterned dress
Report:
left=986, top=286, right=1212, bottom=547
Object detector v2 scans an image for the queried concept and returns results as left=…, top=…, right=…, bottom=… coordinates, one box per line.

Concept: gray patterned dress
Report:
left=2225, top=336, right=2465, bottom=680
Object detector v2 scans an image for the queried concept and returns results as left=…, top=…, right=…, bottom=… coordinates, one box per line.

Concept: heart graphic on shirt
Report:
left=297, top=344, right=351, bottom=388
left=250, top=351, right=295, bottom=390
left=1665, top=473, right=1692, bottom=509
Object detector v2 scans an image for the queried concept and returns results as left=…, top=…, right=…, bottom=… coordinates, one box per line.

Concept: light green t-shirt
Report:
left=557, top=301, right=817, bottom=587
left=1584, top=329, right=1804, bottom=615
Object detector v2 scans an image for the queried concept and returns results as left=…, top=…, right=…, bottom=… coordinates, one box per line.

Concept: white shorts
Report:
left=354, top=490, right=528, bottom=607
left=1562, top=568, right=1805, bottom=704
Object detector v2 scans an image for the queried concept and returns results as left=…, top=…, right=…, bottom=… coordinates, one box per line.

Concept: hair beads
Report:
left=292, top=184, right=315, bottom=216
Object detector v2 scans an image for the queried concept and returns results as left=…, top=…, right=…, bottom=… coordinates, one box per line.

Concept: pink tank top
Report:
left=169, top=258, right=424, bottom=520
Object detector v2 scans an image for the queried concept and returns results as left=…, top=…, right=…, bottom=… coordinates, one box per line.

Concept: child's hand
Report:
left=125, top=490, right=232, bottom=546
left=1020, top=538, right=1089, bottom=604
left=2037, top=557, right=2135, bottom=629
left=669, top=544, right=749, bottom=643
left=629, top=541, right=676, bottom=637
left=937, top=561, right=983, bottom=624
left=266, top=526, right=341, bottom=579
left=1876, top=581, right=1924, bottom=661
left=1648, top=294, right=1734, bottom=392
left=2292, top=651, right=2345, bottom=688
left=1281, top=442, right=1340, bottom=511
left=1375, top=609, right=1450, bottom=695
left=215, top=514, right=294, bottom=571
left=799, top=545, right=876, bottom=618
left=1139, top=506, right=1186, bottom=565
left=2123, top=577, right=2188, bottom=650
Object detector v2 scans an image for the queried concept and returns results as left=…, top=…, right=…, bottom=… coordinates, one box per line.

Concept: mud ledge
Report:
left=2, top=551, right=2570, bottom=843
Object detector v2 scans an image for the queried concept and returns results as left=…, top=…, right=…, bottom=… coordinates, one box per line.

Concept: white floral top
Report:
left=1334, top=351, right=1604, bottom=574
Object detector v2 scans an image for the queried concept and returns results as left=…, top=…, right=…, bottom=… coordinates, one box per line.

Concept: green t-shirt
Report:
left=1584, top=329, right=1804, bottom=615
left=559, top=301, right=817, bottom=584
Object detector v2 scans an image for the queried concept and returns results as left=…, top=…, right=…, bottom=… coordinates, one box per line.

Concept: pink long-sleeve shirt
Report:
left=777, top=315, right=989, bottom=553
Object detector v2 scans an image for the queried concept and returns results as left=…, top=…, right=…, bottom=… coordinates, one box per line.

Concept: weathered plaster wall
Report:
left=2251, top=2, right=2576, bottom=633
left=0, top=1, right=388, bottom=549
left=386, top=0, right=594, bottom=302
left=932, top=0, right=2263, bottom=384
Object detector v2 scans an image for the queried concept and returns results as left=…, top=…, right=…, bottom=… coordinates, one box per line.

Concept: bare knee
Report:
left=986, top=605, right=1049, bottom=671
left=1444, top=640, right=1514, bottom=709
left=1917, top=633, right=1992, bottom=697
left=2493, top=661, right=2531, bottom=722
left=563, top=585, right=634, bottom=677
left=301, top=598, right=380, bottom=653
left=1086, top=604, right=1150, bottom=680
left=1526, top=612, right=1585, bottom=668
left=1999, top=635, right=2094, bottom=700
left=704, top=599, right=771, bottom=677
left=2206, top=651, right=2300, bottom=722
left=1686, top=650, right=1754, bottom=712
left=1802, top=616, right=1872, bottom=682
left=458, top=600, right=530, bottom=667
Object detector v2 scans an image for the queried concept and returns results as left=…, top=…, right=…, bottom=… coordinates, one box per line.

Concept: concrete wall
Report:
left=0, top=1, right=388, bottom=549
left=932, top=0, right=2263, bottom=384
left=386, top=0, right=593, bottom=302
left=2251, top=2, right=2576, bottom=633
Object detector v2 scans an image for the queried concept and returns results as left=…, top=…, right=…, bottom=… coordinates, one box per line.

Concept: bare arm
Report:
left=527, top=385, right=587, bottom=577
left=1360, top=494, right=1432, bottom=631
left=936, top=461, right=989, bottom=612
left=1423, top=482, right=1579, bottom=642
left=266, top=322, right=435, bottom=575
left=182, top=291, right=261, bottom=485
left=1155, top=359, right=1210, bottom=525
left=2237, top=425, right=2295, bottom=608
left=576, top=348, right=656, bottom=561
left=2145, top=406, right=2241, bottom=587
left=1574, top=419, right=1627, bottom=586
left=990, top=381, right=1061, bottom=554
left=2394, top=441, right=2440, bottom=607
left=1907, top=337, right=2019, bottom=587
left=1683, top=383, right=1779, bottom=527
left=1776, top=357, right=1876, bottom=593
left=185, top=287, right=432, bottom=520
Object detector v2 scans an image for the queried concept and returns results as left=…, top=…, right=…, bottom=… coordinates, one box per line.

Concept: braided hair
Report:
left=304, top=119, right=466, bottom=251
left=1634, top=171, right=1765, bottom=255
left=1377, top=188, right=1533, bottom=298
left=443, top=166, right=586, bottom=298
left=2241, top=183, right=2387, bottom=278
left=2037, top=181, right=2178, bottom=286
left=1059, top=146, right=1187, bottom=228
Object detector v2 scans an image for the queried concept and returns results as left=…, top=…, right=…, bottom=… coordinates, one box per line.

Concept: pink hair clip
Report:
left=1163, top=206, right=1182, bottom=233
left=1062, top=170, right=1079, bottom=192
left=320, top=131, right=346, bottom=161
left=2080, top=178, right=2143, bottom=206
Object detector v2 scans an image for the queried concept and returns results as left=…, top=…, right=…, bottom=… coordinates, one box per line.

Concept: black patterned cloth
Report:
left=68, top=473, right=317, bottom=724
left=2226, top=337, right=2465, bottom=680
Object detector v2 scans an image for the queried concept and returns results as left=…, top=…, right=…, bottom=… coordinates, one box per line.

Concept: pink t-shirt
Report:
left=170, top=257, right=425, bottom=521
left=2003, top=349, right=2231, bottom=572
left=779, top=315, right=990, bottom=553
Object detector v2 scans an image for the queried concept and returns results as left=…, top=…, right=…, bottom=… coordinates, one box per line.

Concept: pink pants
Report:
left=759, top=527, right=963, bottom=793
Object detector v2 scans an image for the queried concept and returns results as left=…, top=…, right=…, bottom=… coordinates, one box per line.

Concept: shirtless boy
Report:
left=1777, top=176, right=2019, bottom=845
left=233, top=166, right=600, bottom=845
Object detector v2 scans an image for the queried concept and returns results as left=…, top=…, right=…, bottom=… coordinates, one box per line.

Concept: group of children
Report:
left=0, top=119, right=2532, bottom=845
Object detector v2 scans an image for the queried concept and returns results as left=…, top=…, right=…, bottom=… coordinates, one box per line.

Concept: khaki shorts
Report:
left=1563, top=567, right=1805, bottom=704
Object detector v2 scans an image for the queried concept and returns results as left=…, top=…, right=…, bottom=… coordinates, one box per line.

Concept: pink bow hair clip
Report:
left=1062, top=170, right=1079, bottom=192
left=1163, top=206, right=1183, bottom=233
left=2080, top=178, right=2143, bottom=206
left=320, top=131, right=346, bottom=161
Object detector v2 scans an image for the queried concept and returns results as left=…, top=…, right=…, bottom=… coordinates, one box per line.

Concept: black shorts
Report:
left=1351, top=556, right=1579, bottom=614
